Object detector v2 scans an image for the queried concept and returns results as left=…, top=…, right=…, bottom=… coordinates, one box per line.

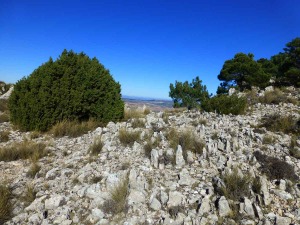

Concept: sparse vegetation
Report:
left=0, top=141, right=46, bottom=162
left=21, top=184, right=36, bottom=207
left=102, top=176, right=129, bottom=215
left=0, top=183, right=12, bottom=224
left=167, top=128, right=205, bottom=158
left=260, top=114, right=299, bottom=134
left=119, top=128, right=140, bottom=146
left=254, top=151, right=299, bottom=181
left=143, top=136, right=161, bottom=159
left=0, top=112, right=9, bottom=123
left=262, top=134, right=275, bottom=145
left=0, top=99, right=8, bottom=112
left=252, top=177, right=262, bottom=194
left=258, top=88, right=296, bottom=105
left=88, top=136, right=103, bottom=156
left=131, top=118, right=145, bottom=128
left=49, top=119, right=103, bottom=138
left=216, top=168, right=251, bottom=201
left=0, top=131, right=10, bottom=142
left=124, top=107, right=150, bottom=120
left=27, top=162, right=41, bottom=178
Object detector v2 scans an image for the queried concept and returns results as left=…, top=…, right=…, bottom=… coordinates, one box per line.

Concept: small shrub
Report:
left=202, top=94, right=247, bottom=115
left=131, top=119, right=145, bottom=128
left=0, top=184, right=12, bottom=224
left=88, top=136, right=103, bottom=156
left=254, top=151, right=299, bottom=181
left=260, top=114, right=299, bottom=134
left=102, top=176, right=129, bottom=215
left=218, top=168, right=251, bottom=201
left=0, top=112, right=9, bottom=123
left=9, top=50, right=124, bottom=132
left=259, top=89, right=286, bottom=105
left=0, top=141, right=46, bottom=162
left=0, top=131, right=10, bottom=142
left=119, top=128, right=140, bottom=146
left=49, top=119, right=103, bottom=138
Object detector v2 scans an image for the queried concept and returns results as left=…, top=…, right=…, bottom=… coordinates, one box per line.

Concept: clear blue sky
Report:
left=0, top=0, right=299, bottom=99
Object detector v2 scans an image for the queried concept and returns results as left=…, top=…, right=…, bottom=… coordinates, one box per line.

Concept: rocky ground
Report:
left=0, top=93, right=300, bottom=225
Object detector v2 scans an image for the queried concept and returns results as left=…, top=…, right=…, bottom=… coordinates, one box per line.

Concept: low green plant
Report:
left=202, top=94, right=247, bottom=115
left=119, top=128, right=140, bottom=146
left=49, top=119, right=103, bottom=138
left=88, top=136, right=103, bottom=156
left=0, top=141, right=46, bottom=162
left=102, top=176, right=129, bottom=215
left=0, top=130, right=10, bottom=142
left=0, top=183, right=12, bottom=224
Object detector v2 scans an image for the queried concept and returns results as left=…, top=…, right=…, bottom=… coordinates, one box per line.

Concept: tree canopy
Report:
left=9, top=50, right=124, bottom=131
left=217, top=53, right=271, bottom=93
left=169, top=76, right=210, bottom=109
left=217, top=37, right=300, bottom=93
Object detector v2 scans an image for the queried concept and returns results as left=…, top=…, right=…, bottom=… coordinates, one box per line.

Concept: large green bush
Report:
left=9, top=50, right=124, bottom=131
left=202, top=94, right=247, bottom=115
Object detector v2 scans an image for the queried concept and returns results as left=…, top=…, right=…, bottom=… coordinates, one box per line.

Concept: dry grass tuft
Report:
left=0, top=112, right=9, bottom=123
left=0, top=130, right=10, bottom=142
left=0, top=184, right=12, bottom=224
left=27, top=162, right=41, bottom=178
left=49, top=119, right=104, bottom=138
left=102, top=176, right=129, bottom=215
left=89, top=136, right=103, bottom=156
left=0, top=99, right=8, bottom=112
left=0, top=141, right=46, bottom=162
left=21, top=184, right=36, bottom=206
left=119, top=128, right=140, bottom=146
left=260, top=114, right=299, bottom=134
left=166, top=128, right=205, bottom=157
left=131, top=118, right=145, bottom=128
left=124, top=107, right=150, bottom=120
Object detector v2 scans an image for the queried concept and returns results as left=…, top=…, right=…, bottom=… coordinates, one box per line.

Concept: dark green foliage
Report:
left=169, top=76, right=210, bottom=109
left=9, top=50, right=124, bottom=131
left=202, top=94, right=247, bottom=115
left=217, top=53, right=271, bottom=93
left=253, top=151, right=298, bottom=181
